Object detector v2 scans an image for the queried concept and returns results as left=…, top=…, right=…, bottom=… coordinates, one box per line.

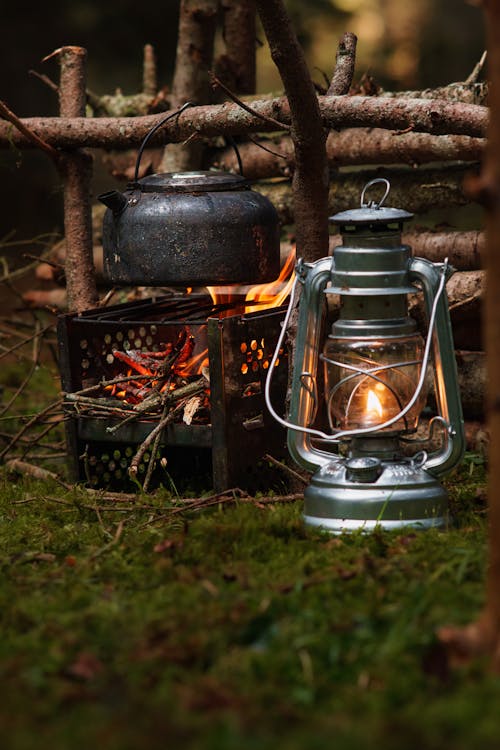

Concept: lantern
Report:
left=265, top=179, right=465, bottom=532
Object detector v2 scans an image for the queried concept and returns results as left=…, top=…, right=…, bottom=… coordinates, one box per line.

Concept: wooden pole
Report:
left=57, top=46, right=98, bottom=313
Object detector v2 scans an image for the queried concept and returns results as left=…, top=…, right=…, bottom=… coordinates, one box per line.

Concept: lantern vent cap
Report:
left=330, top=177, right=413, bottom=226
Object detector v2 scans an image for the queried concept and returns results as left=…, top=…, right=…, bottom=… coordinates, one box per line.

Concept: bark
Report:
left=212, top=130, right=484, bottom=178
left=215, top=0, right=256, bottom=95
left=0, top=97, right=488, bottom=151
left=438, top=0, right=500, bottom=671
left=455, top=350, right=486, bottom=420
left=327, top=32, right=357, bottom=96
left=284, top=231, right=483, bottom=273
left=255, top=163, right=480, bottom=225
left=57, top=47, right=97, bottom=313
left=142, top=44, right=157, bottom=96
left=159, top=0, right=219, bottom=172
left=379, top=82, right=488, bottom=106
left=405, top=230, right=484, bottom=270
left=255, top=0, right=329, bottom=263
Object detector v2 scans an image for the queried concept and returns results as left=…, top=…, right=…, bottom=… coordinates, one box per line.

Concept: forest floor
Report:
left=0, top=461, right=496, bottom=750
left=0, top=316, right=498, bottom=750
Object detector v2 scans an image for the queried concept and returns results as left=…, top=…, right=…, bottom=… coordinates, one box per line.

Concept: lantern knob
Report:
left=345, top=456, right=382, bottom=483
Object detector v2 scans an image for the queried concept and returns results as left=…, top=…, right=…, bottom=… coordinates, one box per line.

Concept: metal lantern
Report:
left=265, top=178, right=465, bottom=532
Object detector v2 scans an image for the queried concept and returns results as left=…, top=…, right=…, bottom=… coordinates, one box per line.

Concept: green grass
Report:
left=0, top=460, right=497, bottom=750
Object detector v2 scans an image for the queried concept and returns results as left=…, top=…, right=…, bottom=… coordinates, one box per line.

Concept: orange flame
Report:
left=207, top=246, right=295, bottom=314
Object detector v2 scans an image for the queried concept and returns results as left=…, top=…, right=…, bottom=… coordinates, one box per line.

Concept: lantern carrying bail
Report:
left=360, top=177, right=391, bottom=209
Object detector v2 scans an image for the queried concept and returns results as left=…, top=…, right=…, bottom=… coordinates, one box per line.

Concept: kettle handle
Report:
left=133, top=101, right=193, bottom=184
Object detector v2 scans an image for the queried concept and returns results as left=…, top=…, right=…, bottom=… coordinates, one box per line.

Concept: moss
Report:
left=0, top=460, right=497, bottom=750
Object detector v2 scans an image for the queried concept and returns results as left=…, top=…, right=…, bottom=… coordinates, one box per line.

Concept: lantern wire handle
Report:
left=264, top=259, right=449, bottom=444
left=360, top=177, right=391, bottom=209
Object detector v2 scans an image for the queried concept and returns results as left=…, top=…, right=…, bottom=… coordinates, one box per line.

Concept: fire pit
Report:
left=58, top=293, right=288, bottom=492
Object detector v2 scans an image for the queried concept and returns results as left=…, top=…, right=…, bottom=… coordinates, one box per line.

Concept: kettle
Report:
left=98, top=108, right=281, bottom=287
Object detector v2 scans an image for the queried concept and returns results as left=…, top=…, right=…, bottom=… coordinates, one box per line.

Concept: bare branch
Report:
left=217, top=0, right=256, bottom=95
left=327, top=32, right=357, bottom=96
left=255, top=0, right=329, bottom=262
left=0, top=99, right=59, bottom=162
left=142, top=43, right=157, bottom=96
left=209, top=71, right=290, bottom=130
left=0, top=96, right=487, bottom=151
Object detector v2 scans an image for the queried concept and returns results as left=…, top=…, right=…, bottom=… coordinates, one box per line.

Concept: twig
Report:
left=5, top=459, right=71, bottom=489
left=143, top=404, right=168, bottom=493
left=0, top=398, right=63, bottom=461
left=0, top=99, right=59, bottom=162
left=88, top=520, right=125, bottom=561
left=29, top=69, right=59, bottom=93
left=129, top=401, right=186, bottom=478
left=465, top=51, right=488, bottom=86
left=20, top=419, right=64, bottom=460
left=0, top=323, right=53, bottom=363
left=263, top=453, right=308, bottom=485
left=70, top=374, right=156, bottom=398
left=0, top=361, right=38, bottom=419
left=209, top=71, right=291, bottom=131
left=247, top=134, right=287, bottom=159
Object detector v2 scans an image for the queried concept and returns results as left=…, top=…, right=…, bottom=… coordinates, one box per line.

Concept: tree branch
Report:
left=328, top=32, right=357, bottom=96
left=255, top=0, right=329, bottom=262
left=216, top=0, right=256, bottom=95
left=0, top=96, right=487, bottom=151
left=159, top=0, right=219, bottom=172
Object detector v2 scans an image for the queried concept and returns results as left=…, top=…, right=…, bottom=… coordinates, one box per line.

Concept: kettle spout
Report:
left=98, top=190, right=128, bottom=215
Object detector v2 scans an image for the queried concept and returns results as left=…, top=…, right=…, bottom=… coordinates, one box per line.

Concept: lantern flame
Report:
left=366, top=388, right=384, bottom=419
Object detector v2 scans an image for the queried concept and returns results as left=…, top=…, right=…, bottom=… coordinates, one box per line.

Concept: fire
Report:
left=366, top=388, right=384, bottom=419
left=207, top=246, right=295, bottom=314
left=103, top=328, right=208, bottom=406
left=100, top=251, right=295, bottom=416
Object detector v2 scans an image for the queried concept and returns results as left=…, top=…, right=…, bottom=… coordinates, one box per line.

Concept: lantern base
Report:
left=303, top=457, right=448, bottom=533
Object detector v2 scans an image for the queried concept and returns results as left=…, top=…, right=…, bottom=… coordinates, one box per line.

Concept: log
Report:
left=212, top=130, right=484, bottom=177
left=425, top=351, right=485, bottom=419
left=455, top=350, right=485, bottom=420
left=408, top=418, right=489, bottom=456
left=408, top=269, right=484, bottom=350
left=0, top=96, right=488, bottom=151
left=327, top=231, right=484, bottom=271
left=256, top=163, right=480, bottom=225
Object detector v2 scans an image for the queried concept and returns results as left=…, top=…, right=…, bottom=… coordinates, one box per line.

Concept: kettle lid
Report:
left=132, top=170, right=249, bottom=194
